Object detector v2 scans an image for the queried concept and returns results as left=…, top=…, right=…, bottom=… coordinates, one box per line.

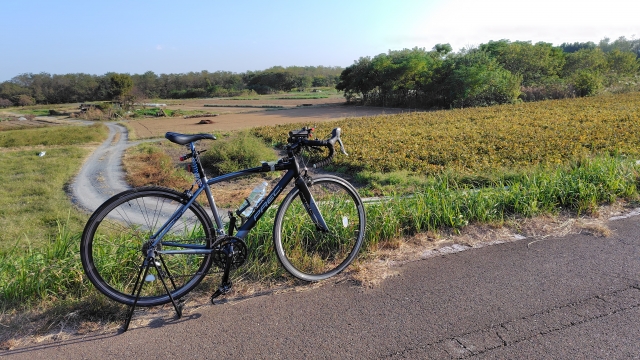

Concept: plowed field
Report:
left=127, top=104, right=411, bottom=138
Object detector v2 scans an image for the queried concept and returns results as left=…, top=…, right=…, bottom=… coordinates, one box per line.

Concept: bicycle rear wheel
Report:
left=273, top=175, right=366, bottom=281
left=80, top=187, right=214, bottom=307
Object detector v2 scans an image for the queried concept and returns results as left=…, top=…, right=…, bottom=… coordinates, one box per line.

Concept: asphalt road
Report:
left=3, top=213, right=639, bottom=359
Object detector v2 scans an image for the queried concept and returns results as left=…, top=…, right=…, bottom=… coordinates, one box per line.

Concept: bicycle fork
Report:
left=296, top=176, right=329, bottom=232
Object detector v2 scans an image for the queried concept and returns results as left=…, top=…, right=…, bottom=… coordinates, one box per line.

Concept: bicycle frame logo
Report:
left=252, top=184, right=283, bottom=222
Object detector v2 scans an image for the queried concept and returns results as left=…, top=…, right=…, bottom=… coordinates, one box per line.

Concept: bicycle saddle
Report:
left=165, top=132, right=216, bottom=145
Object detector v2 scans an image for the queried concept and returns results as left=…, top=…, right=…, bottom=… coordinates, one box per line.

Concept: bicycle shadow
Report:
left=145, top=312, right=202, bottom=330
left=0, top=311, right=203, bottom=357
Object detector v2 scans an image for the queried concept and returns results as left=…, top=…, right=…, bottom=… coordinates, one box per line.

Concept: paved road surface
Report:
left=3, top=213, right=639, bottom=359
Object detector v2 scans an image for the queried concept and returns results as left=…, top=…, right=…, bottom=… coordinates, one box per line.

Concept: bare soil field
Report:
left=160, top=95, right=347, bottom=115
left=166, top=95, right=345, bottom=108
left=127, top=104, right=411, bottom=138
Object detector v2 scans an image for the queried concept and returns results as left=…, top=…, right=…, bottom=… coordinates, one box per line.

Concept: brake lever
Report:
left=337, top=138, right=348, bottom=156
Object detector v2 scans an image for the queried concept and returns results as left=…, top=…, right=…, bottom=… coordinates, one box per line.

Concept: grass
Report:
left=0, top=122, right=108, bottom=253
left=0, top=146, right=94, bottom=252
left=200, top=131, right=278, bottom=176
left=2, top=152, right=636, bottom=311
left=0, top=123, right=108, bottom=147
left=123, top=141, right=192, bottom=189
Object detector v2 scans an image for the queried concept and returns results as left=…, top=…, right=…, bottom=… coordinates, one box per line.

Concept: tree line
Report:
left=336, top=36, right=640, bottom=108
left=0, top=66, right=343, bottom=106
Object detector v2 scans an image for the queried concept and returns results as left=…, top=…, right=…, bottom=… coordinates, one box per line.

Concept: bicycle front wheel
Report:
left=273, top=175, right=366, bottom=281
left=81, top=187, right=214, bottom=307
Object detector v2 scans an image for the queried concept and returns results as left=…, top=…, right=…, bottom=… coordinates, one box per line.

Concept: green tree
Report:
left=606, top=49, right=639, bottom=77
left=445, top=50, right=522, bottom=107
left=562, top=48, right=607, bottom=77
left=108, top=73, right=134, bottom=100
left=481, top=40, right=564, bottom=86
left=560, top=41, right=597, bottom=53
left=335, top=56, right=375, bottom=102
left=599, top=36, right=640, bottom=57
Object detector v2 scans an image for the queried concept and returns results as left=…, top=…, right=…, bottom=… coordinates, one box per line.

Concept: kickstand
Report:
left=122, top=256, right=185, bottom=332
left=211, top=247, right=234, bottom=303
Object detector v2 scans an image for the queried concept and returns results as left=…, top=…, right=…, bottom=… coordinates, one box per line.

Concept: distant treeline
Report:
left=2, top=36, right=639, bottom=109
left=336, top=36, right=640, bottom=108
left=0, top=66, right=342, bottom=106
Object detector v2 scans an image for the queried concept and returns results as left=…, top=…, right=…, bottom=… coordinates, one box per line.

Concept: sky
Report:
left=1, top=0, right=638, bottom=81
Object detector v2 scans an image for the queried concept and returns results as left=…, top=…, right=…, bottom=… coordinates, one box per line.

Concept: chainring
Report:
left=211, top=236, right=248, bottom=270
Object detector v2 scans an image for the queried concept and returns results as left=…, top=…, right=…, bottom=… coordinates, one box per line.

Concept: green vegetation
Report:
left=0, top=66, right=344, bottom=106
left=254, top=92, right=640, bottom=176
left=337, top=37, right=640, bottom=108
left=0, top=147, right=92, bottom=252
left=0, top=123, right=108, bottom=147
left=129, top=107, right=218, bottom=118
left=2, top=154, right=636, bottom=308
left=0, top=124, right=107, bottom=250
left=200, top=131, right=278, bottom=176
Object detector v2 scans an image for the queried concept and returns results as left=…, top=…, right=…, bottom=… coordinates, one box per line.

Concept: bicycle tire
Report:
left=80, top=187, right=214, bottom=307
left=273, top=175, right=366, bottom=281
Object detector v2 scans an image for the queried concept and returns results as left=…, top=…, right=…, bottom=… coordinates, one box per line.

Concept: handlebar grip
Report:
left=313, top=146, right=335, bottom=168
left=290, top=127, right=347, bottom=168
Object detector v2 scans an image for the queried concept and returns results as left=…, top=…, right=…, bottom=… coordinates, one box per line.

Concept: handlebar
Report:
left=287, top=127, right=348, bottom=168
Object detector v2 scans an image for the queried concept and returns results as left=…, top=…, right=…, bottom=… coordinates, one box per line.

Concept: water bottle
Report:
left=239, top=181, right=268, bottom=217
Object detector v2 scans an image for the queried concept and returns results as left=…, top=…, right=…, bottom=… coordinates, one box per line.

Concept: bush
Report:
left=200, top=131, right=278, bottom=176
left=572, top=70, right=604, bottom=97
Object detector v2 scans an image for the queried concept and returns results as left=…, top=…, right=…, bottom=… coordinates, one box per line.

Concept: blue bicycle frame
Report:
left=149, top=140, right=328, bottom=256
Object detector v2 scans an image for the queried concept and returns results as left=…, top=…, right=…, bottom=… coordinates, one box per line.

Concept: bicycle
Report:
left=80, top=127, right=366, bottom=330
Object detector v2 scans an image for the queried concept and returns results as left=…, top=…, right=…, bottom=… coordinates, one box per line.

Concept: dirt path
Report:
left=69, top=122, right=133, bottom=212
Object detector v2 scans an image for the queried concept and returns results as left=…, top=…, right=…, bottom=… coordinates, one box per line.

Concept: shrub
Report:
left=572, top=70, right=604, bottom=97
left=201, top=131, right=277, bottom=176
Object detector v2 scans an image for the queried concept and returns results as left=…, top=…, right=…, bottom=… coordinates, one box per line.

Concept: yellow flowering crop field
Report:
left=253, top=92, right=640, bottom=174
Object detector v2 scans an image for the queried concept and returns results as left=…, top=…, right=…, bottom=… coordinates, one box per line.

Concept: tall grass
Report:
left=362, top=156, right=637, bottom=247
left=0, top=217, right=86, bottom=308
